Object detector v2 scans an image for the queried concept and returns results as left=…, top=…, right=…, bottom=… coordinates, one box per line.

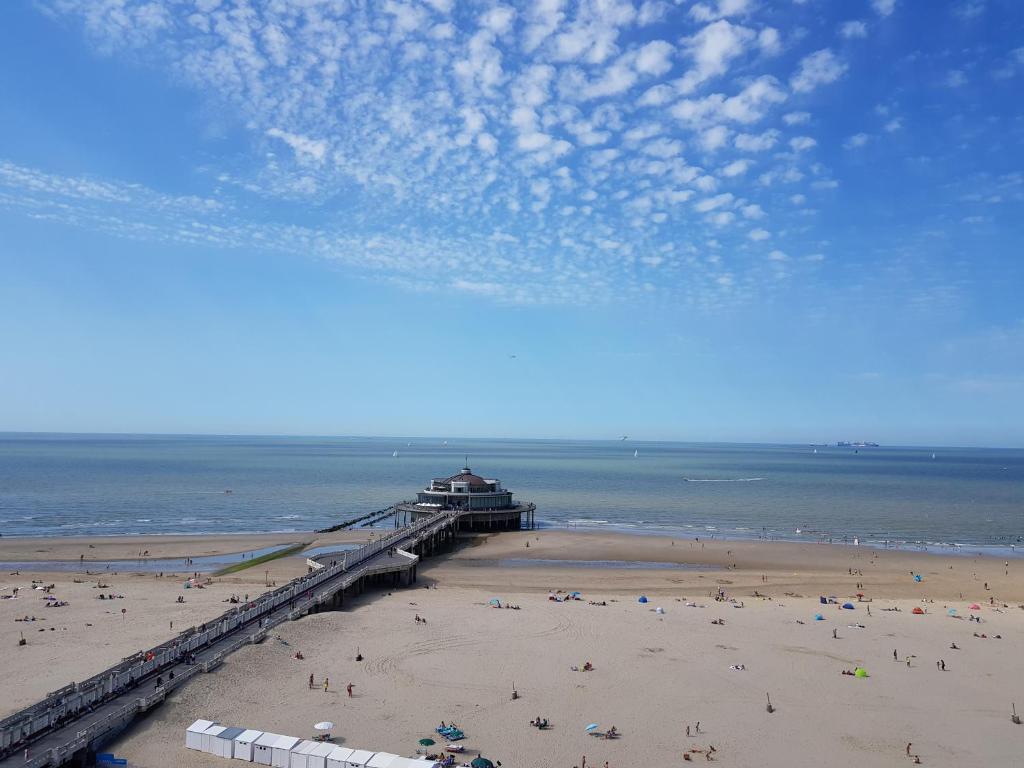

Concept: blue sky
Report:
left=1, top=0, right=1022, bottom=446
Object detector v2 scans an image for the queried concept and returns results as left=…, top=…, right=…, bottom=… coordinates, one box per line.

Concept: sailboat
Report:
left=931, top=453, right=936, bottom=460
left=813, top=448, right=818, bottom=454
left=393, top=450, right=399, bottom=458
left=634, top=449, right=639, bottom=458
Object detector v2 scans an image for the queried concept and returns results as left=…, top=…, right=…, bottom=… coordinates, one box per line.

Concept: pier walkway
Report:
left=0, top=510, right=466, bottom=768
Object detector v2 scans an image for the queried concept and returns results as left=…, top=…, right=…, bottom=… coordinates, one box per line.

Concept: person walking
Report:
left=309, top=673, right=314, bottom=689
left=347, top=682, right=354, bottom=697
left=323, top=678, right=329, bottom=693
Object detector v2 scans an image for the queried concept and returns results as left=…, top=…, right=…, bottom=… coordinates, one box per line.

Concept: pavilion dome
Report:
left=446, top=467, right=491, bottom=488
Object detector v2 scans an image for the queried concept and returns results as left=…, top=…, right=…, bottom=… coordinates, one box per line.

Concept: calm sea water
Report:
left=0, top=434, right=1022, bottom=555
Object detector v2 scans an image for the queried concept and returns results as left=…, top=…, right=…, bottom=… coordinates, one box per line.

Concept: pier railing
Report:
left=0, top=510, right=456, bottom=761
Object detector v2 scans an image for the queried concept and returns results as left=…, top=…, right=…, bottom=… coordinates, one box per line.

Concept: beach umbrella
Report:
left=842, top=602, right=855, bottom=610
left=856, top=592, right=864, bottom=598
left=814, top=613, right=824, bottom=621
left=912, top=607, right=925, bottom=615
left=969, top=603, right=981, bottom=610
left=638, top=595, right=648, bottom=604
left=947, top=608, right=957, bottom=616
left=585, top=723, right=600, bottom=732
left=419, top=738, right=436, bottom=746
left=471, top=758, right=495, bottom=768
left=914, top=574, right=922, bottom=582
left=569, top=591, right=582, bottom=598
left=854, top=668, right=868, bottom=678
left=314, top=722, right=334, bottom=732
left=488, top=598, right=500, bottom=606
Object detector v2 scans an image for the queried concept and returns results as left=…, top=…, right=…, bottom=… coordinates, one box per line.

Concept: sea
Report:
left=1, top=433, right=1022, bottom=557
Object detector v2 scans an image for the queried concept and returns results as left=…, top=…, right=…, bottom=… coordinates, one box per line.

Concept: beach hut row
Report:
left=186, top=720, right=438, bottom=768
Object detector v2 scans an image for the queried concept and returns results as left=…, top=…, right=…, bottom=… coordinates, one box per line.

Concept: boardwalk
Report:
left=0, top=511, right=462, bottom=768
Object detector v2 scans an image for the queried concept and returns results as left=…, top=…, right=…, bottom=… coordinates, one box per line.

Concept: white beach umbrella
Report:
left=314, top=722, right=334, bottom=732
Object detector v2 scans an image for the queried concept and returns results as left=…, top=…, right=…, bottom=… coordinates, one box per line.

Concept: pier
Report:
left=0, top=503, right=531, bottom=768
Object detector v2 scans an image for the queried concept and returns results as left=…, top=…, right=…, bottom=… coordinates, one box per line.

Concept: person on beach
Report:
left=309, top=673, right=314, bottom=689
left=906, top=743, right=912, bottom=756
left=347, top=682, right=354, bottom=697
left=323, top=678, right=329, bottom=693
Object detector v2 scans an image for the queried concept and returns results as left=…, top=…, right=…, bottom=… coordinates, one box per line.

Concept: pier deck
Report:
left=0, top=510, right=466, bottom=768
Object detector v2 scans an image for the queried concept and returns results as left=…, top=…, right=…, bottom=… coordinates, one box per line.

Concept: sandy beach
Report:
left=5, top=530, right=1023, bottom=767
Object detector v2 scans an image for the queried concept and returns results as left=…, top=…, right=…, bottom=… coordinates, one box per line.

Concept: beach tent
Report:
left=325, top=747, right=354, bottom=768
left=655, top=606, right=665, bottom=614
left=842, top=603, right=855, bottom=610
left=342, top=750, right=377, bottom=768
left=234, top=729, right=265, bottom=761
left=947, top=608, right=957, bottom=616
left=271, top=735, right=302, bottom=767
left=366, top=753, right=401, bottom=768
left=819, top=596, right=827, bottom=604
left=814, top=613, right=824, bottom=621
left=213, top=727, right=245, bottom=759
left=187, top=720, right=217, bottom=750
left=488, top=598, right=500, bottom=606
left=914, top=575, right=922, bottom=582
left=854, top=668, right=868, bottom=678
left=253, top=732, right=284, bottom=765
left=638, top=595, right=648, bottom=604
left=969, top=603, right=981, bottom=610
left=290, top=740, right=334, bottom=768
left=912, top=607, right=925, bottom=615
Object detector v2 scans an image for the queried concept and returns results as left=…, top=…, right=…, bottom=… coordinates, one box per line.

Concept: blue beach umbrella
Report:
left=638, top=595, right=648, bottom=604
left=585, top=723, right=599, bottom=732
left=842, top=602, right=855, bottom=610
left=814, top=613, right=824, bottom=621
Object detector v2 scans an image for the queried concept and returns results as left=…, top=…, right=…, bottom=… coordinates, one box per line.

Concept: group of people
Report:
left=529, top=717, right=549, bottom=729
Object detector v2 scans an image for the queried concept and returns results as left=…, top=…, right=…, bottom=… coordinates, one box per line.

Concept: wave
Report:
left=682, top=477, right=765, bottom=482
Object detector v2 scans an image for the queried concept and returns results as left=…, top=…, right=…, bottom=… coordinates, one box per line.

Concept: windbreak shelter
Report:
left=234, top=729, right=265, bottom=761
left=366, top=754, right=400, bottom=768
left=214, top=727, right=245, bottom=759
left=202, top=725, right=228, bottom=754
left=186, top=719, right=217, bottom=750
left=324, top=746, right=354, bottom=768
left=272, top=735, right=302, bottom=767
left=253, top=732, right=284, bottom=765
left=344, top=750, right=377, bottom=767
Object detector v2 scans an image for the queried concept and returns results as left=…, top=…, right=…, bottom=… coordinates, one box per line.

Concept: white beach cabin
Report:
left=365, top=753, right=400, bottom=768
left=390, top=759, right=439, bottom=768
left=342, top=749, right=376, bottom=768
left=324, top=746, right=354, bottom=768
left=234, top=729, right=264, bottom=761
left=253, top=732, right=284, bottom=765
left=271, top=734, right=302, bottom=767
left=213, top=727, right=246, bottom=759
left=201, top=724, right=229, bottom=754
left=289, top=740, right=335, bottom=768
left=186, top=719, right=217, bottom=750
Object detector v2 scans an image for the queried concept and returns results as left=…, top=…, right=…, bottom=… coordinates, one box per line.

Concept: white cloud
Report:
left=839, top=21, right=868, bottom=39
left=748, top=227, right=770, bottom=240
left=843, top=132, right=870, bottom=149
left=945, top=69, right=967, bottom=88
left=721, top=158, right=751, bottom=176
left=741, top=203, right=765, bottom=219
left=768, top=249, right=789, bottom=261
left=758, top=27, right=781, bottom=56
left=782, top=111, right=810, bottom=125
left=700, top=125, right=731, bottom=151
left=790, top=193, right=806, bottom=205
left=689, top=0, right=753, bottom=23
left=734, top=129, right=779, bottom=151
left=694, top=192, right=734, bottom=212
left=871, top=0, right=897, bottom=17
left=266, top=128, right=328, bottom=162
left=635, top=40, right=675, bottom=76
left=884, top=117, right=903, bottom=132
left=789, top=135, right=817, bottom=152
left=790, top=49, right=848, bottom=93
left=676, top=19, right=756, bottom=94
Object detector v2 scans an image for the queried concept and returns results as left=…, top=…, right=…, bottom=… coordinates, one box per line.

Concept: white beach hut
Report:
left=213, top=727, right=246, bottom=759
left=325, top=746, right=354, bottom=768
left=366, top=753, right=400, bottom=768
left=202, top=724, right=229, bottom=754
left=234, top=729, right=265, bottom=761
left=290, top=740, right=335, bottom=768
left=253, top=732, right=284, bottom=765
left=271, top=735, right=302, bottom=767
left=186, top=719, right=217, bottom=750
left=342, top=750, right=376, bottom=768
